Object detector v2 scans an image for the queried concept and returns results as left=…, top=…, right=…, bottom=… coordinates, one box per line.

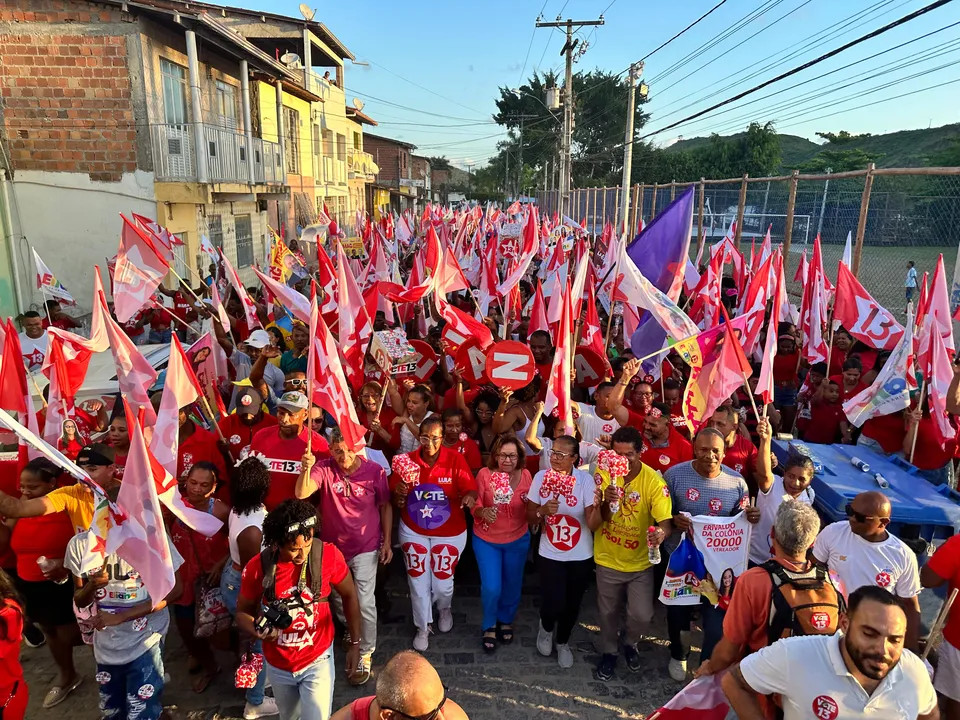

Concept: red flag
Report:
left=220, top=249, right=260, bottom=332
left=918, top=254, right=955, bottom=366
left=316, top=243, right=339, bottom=324
left=652, top=675, right=730, bottom=720
left=528, top=280, right=549, bottom=338
left=152, top=335, right=203, bottom=479
left=543, top=281, right=574, bottom=435
left=253, top=266, right=311, bottom=324
left=834, top=262, right=904, bottom=351
left=380, top=226, right=440, bottom=303
left=917, top=271, right=930, bottom=321
left=335, top=242, right=373, bottom=393
left=798, top=237, right=828, bottom=364
left=928, top=328, right=957, bottom=448
left=737, top=253, right=773, bottom=355
left=113, top=214, right=170, bottom=323
left=307, top=289, right=367, bottom=449
left=0, top=320, right=27, bottom=415
left=757, top=253, right=784, bottom=406
left=497, top=207, right=539, bottom=296
left=579, top=274, right=606, bottom=360
left=793, top=248, right=808, bottom=285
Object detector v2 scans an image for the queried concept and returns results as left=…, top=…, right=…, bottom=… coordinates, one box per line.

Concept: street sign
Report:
left=575, top=346, right=607, bottom=388
left=408, top=340, right=438, bottom=383
left=455, top=338, right=488, bottom=386
left=485, top=341, right=535, bottom=391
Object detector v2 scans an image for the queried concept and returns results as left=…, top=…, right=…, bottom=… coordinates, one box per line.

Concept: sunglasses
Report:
left=845, top=503, right=880, bottom=523
left=285, top=516, right=317, bottom=534
left=550, top=450, right=573, bottom=459
left=286, top=378, right=308, bottom=388
left=382, top=689, right=446, bottom=720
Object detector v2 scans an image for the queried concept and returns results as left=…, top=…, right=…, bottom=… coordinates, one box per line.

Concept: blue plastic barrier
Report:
left=772, top=440, right=960, bottom=544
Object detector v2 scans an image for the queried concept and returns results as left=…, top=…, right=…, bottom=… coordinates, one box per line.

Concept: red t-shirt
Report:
left=178, top=425, right=228, bottom=482
left=239, top=545, right=349, bottom=672
left=828, top=349, right=847, bottom=379
left=798, top=400, right=847, bottom=444
left=440, top=386, right=480, bottom=412
left=389, top=448, right=478, bottom=538
left=641, top=430, right=693, bottom=472
left=772, top=352, right=800, bottom=386
left=444, top=438, right=482, bottom=472
left=912, top=415, right=957, bottom=471
left=535, top=362, right=553, bottom=401
left=10, top=511, right=76, bottom=582
left=218, top=413, right=279, bottom=463
left=173, top=291, right=198, bottom=324
left=926, top=535, right=960, bottom=648
left=150, top=305, right=173, bottom=330
left=122, top=308, right=147, bottom=339
left=0, top=601, right=24, bottom=693
left=113, top=451, right=128, bottom=481
left=829, top=375, right=867, bottom=403
left=58, top=437, right=84, bottom=462
left=366, top=406, right=401, bottom=455
left=861, top=412, right=906, bottom=454
left=722, top=435, right=759, bottom=482
left=249, top=426, right=330, bottom=511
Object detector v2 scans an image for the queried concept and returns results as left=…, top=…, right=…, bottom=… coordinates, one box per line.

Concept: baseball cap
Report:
left=244, top=329, right=272, bottom=349
left=277, top=391, right=309, bottom=412
left=76, top=443, right=116, bottom=467
left=236, top=388, right=262, bottom=416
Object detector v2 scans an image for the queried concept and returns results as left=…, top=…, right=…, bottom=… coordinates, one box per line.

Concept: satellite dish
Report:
left=299, top=4, right=315, bottom=21
left=280, top=52, right=301, bottom=67
left=353, top=98, right=364, bottom=111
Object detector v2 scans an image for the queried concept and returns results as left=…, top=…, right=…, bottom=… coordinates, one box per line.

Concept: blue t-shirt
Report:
left=663, top=461, right=749, bottom=552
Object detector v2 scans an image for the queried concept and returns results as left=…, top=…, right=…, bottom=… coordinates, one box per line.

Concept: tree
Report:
left=815, top=130, right=872, bottom=145
left=428, top=156, right=453, bottom=172
left=928, top=137, right=960, bottom=166
left=798, top=148, right=880, bottom=173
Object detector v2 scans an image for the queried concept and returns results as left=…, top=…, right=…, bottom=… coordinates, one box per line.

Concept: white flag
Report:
left=33, top=248, right=75, bottom=305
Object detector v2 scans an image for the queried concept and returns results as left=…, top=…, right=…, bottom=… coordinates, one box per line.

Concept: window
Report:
left=235, top=215, right=254, bottom=268
left=214, top=80, right=237, bottom=129
left=321, top=129, right=333, bottom=157
left=336, top=133, right=347, bottom=161
left=207, top=215, right=223, bottom=250
left=283, top=106, right=300, bottom=174
left=160, top=58, right=188, bottom=125
left=353, top=131, right=361, bottom=150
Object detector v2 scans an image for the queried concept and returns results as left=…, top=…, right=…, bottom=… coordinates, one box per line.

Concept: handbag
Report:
left=187, top=529, right=232, bottom=638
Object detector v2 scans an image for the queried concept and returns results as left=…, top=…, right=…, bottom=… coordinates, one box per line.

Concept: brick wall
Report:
left=0, top=0, right=137, bottom=182
left=364, top=135, right=412, bottom=185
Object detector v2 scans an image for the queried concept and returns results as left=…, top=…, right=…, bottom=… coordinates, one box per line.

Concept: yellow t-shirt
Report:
left=45, top=483, right=94, bottom=534
left=594, top=465, right=672, bottom=573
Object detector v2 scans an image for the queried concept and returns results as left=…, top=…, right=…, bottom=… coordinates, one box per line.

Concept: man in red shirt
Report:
left=390, top=415, right=478, bottom=652
left=710, top=405, right=761, bottom=493
left=640, top=402, right=693, bottom=472
left=217, top=387, right=278, bottom=464
left=798, top=380, right=853, bottom=445
left=249, top=392, right=329, bottom=511
left=236, top=499, right=363, bottom=718
left=176, top=405, right=228, bottom=483
left=529, top=330, right=555, bottom=402
left=439, top=408, right=482, bottom=474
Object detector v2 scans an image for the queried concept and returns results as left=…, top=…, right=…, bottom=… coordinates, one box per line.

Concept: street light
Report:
left=510, top=88, right=562, bottom=124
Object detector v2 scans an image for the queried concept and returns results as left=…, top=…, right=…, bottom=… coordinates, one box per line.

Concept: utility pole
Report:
left=617, top=62, right=644, bottom=238
left=505, top=147, right=510, bottom=199
left=536, top=15, right=604, bottom=221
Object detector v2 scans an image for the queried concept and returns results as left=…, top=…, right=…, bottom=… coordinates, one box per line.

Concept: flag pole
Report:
left=908, top=379, right=927, bottom=465
left=148, top=300, right=200, bottom=339
left=922, top=587, right=958, bottom=660
left=742, top=370, right=762, bottom=424
left=604, top=235, right=626, bottom=350
left=196, top=394, right=225, bottom=441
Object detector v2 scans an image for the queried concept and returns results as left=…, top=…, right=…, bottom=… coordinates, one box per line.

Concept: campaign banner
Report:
left=660, top=512, right=752, bottom=608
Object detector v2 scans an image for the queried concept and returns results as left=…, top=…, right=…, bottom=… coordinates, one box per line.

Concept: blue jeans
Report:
left=221, top=563, right=266, bottom=706
left=98, top=641, right=164, bottom=719
left=473, top=533, right=530, bottom=630
left=148, top=328, right=172, bottom=344
left=667, top=599, right=725, bottom=662
left=265, top=649, right=335, bottom=720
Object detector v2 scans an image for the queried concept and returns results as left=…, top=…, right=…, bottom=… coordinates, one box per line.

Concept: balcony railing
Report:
left=347, top=148, right=378, bottom=181
left=150, top=123, right=285, bottom=185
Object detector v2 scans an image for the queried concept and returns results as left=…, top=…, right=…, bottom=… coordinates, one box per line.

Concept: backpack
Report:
left=763, top=559, right=845, bottom=644
left=260, top=541, right=329, bottom=612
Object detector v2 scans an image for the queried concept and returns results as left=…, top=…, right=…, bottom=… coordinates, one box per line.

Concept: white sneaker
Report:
left=536, top=621, right=553, bottom=657
left=438, top=608, right=454, bottom=633
left=556, top=643, right=574, bottom=668
left=244, top=696, right=279, bottom=719
left=413, top=626, right=432, bottom=652
left=668, top=658, right=688, bottom=682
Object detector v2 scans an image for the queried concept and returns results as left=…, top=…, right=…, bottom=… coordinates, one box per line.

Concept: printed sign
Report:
left=486, top=341, right=535, bottom=390
left=441, top=324, right=470, bottom=354
left=574, top=347, right=607, bottom=388
left=341, top=237, right=365, bottom=259
left=406, top=483, right=451, bottom=531
left=455, top=338, right=489, bottom=385
left=370, top=329, right=419, bottom=376
left=408, top=340, right=438, bottom=383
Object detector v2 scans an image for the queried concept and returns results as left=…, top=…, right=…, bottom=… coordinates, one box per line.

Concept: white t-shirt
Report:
left=740, top=633, right=936, bottom=720
left=360, top=447, right=390, bottom=475
left=749, top=477, right=815, bottom=566
left=538, top=437, right=601, bottom=472
left=528, top=468, right=595, bottom=562
left=812, top=521, right=921, bottom=599
left=575, top=404, right=622, bottom=446
left=228, top=506, right=266, bottom=565
left=19, top=331, right=47, bottom=372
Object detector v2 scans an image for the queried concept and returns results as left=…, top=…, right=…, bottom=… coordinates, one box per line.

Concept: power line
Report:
left=640, top=0, right=730, bottom=64
left=517, top=0, right=552, bottom=85
left=640, top=0, right=957, bottom=139
left=363, top=60, right=490, bottom=118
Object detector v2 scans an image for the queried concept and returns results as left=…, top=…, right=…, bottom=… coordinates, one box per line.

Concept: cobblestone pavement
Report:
left=21, top=553, right=946, bottom=720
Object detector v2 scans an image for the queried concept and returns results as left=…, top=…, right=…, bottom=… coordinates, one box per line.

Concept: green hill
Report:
left=663, top=123, right=960, bottom=171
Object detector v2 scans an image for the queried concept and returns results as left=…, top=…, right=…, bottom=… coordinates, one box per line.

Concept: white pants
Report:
left=331, top=550, right=379, bottom=658
left=936, top=638, right=960, bottom=701
left=398, top=523, right=467, bottom=631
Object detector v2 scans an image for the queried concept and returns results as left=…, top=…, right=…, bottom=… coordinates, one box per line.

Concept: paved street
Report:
left=22, top=552, right=683, bottom=720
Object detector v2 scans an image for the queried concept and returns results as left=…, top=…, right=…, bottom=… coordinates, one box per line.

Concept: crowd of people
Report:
left=0, top=221, right=956, bottom=720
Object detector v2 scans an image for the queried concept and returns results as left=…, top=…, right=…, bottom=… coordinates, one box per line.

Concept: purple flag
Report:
left=628, top=187, right=696, bottom=371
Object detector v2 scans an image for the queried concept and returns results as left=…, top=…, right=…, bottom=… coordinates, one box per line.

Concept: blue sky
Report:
left=256, top=0, right=959, bottom=169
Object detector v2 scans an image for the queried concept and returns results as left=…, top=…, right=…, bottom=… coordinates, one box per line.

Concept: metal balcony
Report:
left=347, top=148, right=378, bottom=181
left=150, top=123, right=285, bottom=185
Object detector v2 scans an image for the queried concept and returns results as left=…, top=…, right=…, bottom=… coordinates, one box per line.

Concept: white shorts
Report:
left=935, top=638, right=960, bottom=701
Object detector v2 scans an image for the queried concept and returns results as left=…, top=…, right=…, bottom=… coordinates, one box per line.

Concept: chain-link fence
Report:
left=537, top=167, right=960, bottom=319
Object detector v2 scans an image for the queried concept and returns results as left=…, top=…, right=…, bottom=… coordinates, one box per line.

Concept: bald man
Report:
left=331, top=650, right=469, bottom=720
left=812, top=490, right=921, bottom=651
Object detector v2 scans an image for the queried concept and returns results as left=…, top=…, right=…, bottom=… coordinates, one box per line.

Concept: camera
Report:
left=254, top=601, right=293, bottom=633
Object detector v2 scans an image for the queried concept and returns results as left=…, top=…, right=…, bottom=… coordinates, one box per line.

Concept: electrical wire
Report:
left=517, top=0, right=553, bottom=85
left=363, top=60, right=490, bottom=118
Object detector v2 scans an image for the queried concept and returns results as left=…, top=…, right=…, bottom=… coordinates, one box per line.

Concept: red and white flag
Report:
left=737, top=252, right=774, bottom=355
left=798, top=237, right=829, bottom=364
left=336, top=242, right=373, bottom=393
left=380, top=226, right=440, bottom=303
left=113, top=214, right=170, bottom=323
left=307, top=288, right=367, bottom=450
left=834, top=262, right=904, bottom=351
left=316, top=244, right=339, bottom=323
left=652, top=675, right=730, bottom=720
left=543, top=281, right=574, bottom=435
left=209, top=279, right=232, bottom=335
left=757, top=253, right=784, bottom=405
left=0, top=320, right=41, bottom=463
left=33, top=248, right=76, bottom=306
left=497, top=206, right=539, bottom=296
left=220, top=249, right=260, bottom=332
left=528, top=280, right=549, bottom=338
left=918, top=254, right=955, bottom=367
left=928, top=328, right=957, bottom=448
left=252, top=267, right=311, bottom=324
left=579, top=273, right=606, bottom=360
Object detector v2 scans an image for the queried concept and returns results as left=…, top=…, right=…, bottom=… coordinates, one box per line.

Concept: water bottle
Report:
left=647, top=526, right=661, bottom=566
left=874, top=472, right=889, bottom=489
left=37, top=556, right=69, bottom=585
left=851, top=457, right=871, bottom=473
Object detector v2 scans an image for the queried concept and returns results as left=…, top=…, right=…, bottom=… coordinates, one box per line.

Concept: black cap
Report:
left=76, top=443, right=115, bottom=466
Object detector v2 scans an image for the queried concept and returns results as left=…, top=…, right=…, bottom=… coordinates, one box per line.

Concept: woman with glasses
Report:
left=525, top=435, right=601, bottom=669
left=358, top=381, right=401, bottom=458
left=393, top=384, right=436, bottom=455
left=525, top=401, right=602, bottom=471
left=390, top=416, right=477, bottom=652
left=471, top=436, right=533, bottom=653
left=461, top=390, right=499, bottom=467
left=492, top=376, right=545, bottom=476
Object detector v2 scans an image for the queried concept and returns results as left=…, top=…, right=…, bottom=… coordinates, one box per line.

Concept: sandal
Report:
left=192, top=666, right=221, bottom=694
left=482, top=628, right=497, bottom=654
left=497, top=622, right=514, bottom=645
left=42, top=675, right=82, bottom=709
